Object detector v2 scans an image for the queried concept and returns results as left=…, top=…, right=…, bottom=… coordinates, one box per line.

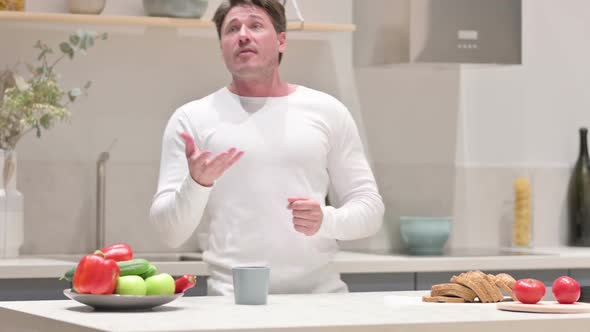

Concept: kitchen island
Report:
left=1, top=291, right=589, bottom=332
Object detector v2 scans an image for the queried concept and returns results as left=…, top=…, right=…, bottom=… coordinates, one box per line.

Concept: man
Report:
left=150, top=0, right=384, bottom=295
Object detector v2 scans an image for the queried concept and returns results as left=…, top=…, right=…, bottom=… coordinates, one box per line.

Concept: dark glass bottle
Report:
left=568, top=127, right=590, bottom=246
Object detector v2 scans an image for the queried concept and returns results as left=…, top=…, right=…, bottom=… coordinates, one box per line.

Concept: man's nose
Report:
left=238, top=25, right=250, bottom=43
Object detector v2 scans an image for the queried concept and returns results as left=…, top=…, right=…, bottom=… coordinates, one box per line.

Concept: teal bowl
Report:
left=400, top=216, right=452, bottom=255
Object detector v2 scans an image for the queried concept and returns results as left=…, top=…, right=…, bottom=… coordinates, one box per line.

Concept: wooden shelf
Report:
left=0, top=11, right=356, bottom=32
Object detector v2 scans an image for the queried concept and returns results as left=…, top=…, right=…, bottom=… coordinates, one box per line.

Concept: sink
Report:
left=33, top=252, right=203, bottom=263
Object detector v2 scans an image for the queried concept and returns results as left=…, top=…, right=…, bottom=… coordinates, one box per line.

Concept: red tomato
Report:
left=552, top=276, right=581, bottom=304
left=513, top=278, right=546, bottom=304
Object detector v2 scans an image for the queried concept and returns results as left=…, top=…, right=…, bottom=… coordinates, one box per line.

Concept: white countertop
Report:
left=334, top=247, right=590, bottom=273
left=2, top=247, right=590, bottom=279
left=1, top=290, right=590, bottom=332
left=0, top=253, right=209, bottom=279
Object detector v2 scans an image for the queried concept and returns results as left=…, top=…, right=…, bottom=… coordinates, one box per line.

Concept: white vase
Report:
left=0, top=149, right=24, bottom=258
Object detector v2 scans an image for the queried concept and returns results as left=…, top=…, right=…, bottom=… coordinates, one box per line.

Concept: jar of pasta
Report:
left=0, top=0, right=25, bottom=11
left=513, top=176, right=533, bottom=247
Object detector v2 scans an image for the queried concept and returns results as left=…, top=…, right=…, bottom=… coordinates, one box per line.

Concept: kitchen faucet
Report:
left=96, top=139, right=117, bottom=250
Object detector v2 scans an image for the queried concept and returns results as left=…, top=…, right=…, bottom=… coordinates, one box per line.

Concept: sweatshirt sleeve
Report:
left=149, top=108, right=212, bottom=248
left=315, top=106, right=385, bottom=240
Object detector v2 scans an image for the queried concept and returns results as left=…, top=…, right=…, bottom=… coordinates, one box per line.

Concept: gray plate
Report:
left=63, top=289, right=183, bottom=310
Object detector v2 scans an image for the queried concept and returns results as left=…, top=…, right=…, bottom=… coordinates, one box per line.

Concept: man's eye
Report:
left=251, top=23, right=262, bottom=29
left=228, top=26, right=239, bottom=33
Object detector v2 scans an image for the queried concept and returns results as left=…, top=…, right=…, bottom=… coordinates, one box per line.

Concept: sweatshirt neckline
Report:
left=223, top=85, right=301, bottom=103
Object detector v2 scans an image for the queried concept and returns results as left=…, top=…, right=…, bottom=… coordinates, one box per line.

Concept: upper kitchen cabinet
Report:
left=353, top=0, right=522, bottom=66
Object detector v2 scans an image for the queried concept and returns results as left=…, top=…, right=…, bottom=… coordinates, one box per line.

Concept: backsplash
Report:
left=16, top=159, right=573, bottom=255
left=450, top=166, right=570, bottom=250
left=6, top=27, right=464, bottom=255
left=18, top=161, right=95, bottom=254
left=338, top=162, right=455, bottom=253
left=8, top=0, right=584, bottom=257
left=4, top=12, right=354, bottom=255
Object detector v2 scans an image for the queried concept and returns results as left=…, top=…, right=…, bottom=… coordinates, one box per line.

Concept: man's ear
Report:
left=277, top=31, right=287, bottom=53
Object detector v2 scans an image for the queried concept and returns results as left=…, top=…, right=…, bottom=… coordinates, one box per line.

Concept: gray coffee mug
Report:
left=232, top=266, right=270, bottom=305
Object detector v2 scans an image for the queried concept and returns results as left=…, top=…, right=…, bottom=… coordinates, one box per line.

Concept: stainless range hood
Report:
left=353, top=0, right=522, bottom=66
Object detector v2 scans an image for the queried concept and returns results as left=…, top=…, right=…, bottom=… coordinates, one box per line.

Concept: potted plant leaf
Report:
left=0, top=30, right=107, bottom=257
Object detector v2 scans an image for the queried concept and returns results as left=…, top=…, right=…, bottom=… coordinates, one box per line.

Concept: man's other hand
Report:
left=287, top=197, right=323, bottom=236
left=180, top=132, right=244, bottom=187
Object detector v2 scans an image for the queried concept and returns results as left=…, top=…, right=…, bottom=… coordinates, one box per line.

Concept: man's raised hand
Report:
left=180, top=132, right=244, bottom=187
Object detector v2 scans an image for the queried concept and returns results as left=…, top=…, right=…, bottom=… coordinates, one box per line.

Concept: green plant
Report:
left=0, top=30, right=107, bottom=150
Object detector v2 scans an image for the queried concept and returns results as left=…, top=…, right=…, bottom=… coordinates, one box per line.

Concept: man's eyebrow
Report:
left=226, top=14, right=265, bottom=26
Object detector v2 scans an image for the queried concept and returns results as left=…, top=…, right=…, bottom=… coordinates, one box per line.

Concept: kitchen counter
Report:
left=3, top=247, right=590, bottom=279
left=0, top=253, right=208, bottom=279
left=1, top=290, right=589, bottom=332
left=0, top=247, right=590, bottom=279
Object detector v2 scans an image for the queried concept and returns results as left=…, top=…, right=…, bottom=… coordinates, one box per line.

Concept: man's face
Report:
left=220, top=5, right=286, bottom=78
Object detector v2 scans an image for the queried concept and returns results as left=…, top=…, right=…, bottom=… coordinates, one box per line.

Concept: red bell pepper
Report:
left=175, top=274, right=197, bottom=293
left=100, top=243, right=133, bottom=262
left=73, top=251, right=120, bottom=295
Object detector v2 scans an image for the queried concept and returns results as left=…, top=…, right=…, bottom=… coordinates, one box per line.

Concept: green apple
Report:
left=145, top=273, right=175, bottom=296
left=115, top=275, right=146, bottom=296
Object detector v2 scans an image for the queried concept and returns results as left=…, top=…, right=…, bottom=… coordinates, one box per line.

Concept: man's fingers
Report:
left=287, top=197, right=318, bottom=210
left=206, top=148, right=243, bottom=174
left=206, top=151, right=231, bottom=169
left=219, top=148, right=237, bottom=169
left=289, top=198, right=321, bottom=237
left=288, top=197, right=307, bottom=204
left=186, top=144, right=244, bottom=184
left=180, top=132, right=198, bottom=157
left=192, top=151, right=211, bottom=167
left=293, top=224, right=315, bottom=236
left=293, top=224, right=308, bottom=233
left=293, top=217, right=317, bottom=228
left=288, top=200, right=317, bottom=211
left=225, top=151, right=244, bottom=168
left=292, top=210, right=320, bottom=220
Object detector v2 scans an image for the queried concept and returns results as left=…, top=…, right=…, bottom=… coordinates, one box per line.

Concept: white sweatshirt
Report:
left=150, top=85, right=384, bottom=295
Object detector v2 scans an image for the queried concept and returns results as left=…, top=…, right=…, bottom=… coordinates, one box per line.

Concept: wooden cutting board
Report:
left=497, top=301, right=590, bottom=314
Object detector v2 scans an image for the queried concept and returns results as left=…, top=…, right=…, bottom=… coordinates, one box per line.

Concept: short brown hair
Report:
left=213, top=0, right=286, bottom=63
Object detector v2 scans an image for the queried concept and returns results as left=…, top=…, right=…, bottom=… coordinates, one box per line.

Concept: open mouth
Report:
left=238, top=49, right=257, bottom=56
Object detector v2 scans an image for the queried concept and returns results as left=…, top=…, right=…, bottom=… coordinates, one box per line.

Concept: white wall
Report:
left=454, top=0, right=590, bottom=248
left=1, top=0, right=363, bottom=254
left=4, top=0, right=459, bottom=255
left=459, top=0, right=590, bottom=167
left=345, top=65, right=459, bottom=252
left=349, top=0, right=460, bottom=252
left=11, top=0, right=580, bottom=255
